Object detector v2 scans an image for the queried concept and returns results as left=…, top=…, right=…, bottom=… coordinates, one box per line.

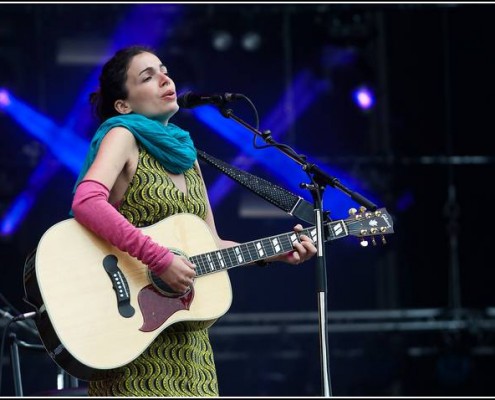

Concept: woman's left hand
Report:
left=275, top=224, right=317, bottom=265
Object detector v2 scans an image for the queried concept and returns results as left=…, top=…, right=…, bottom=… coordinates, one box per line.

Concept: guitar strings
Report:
left=190, top=214, right=392, bottom=276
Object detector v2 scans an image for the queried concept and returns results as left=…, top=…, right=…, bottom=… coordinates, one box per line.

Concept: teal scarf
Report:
left=73, top=114, right=197, bottom=191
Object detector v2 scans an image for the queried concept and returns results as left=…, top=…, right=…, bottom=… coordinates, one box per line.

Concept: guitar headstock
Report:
left=345, top=206, right=394, bottom=247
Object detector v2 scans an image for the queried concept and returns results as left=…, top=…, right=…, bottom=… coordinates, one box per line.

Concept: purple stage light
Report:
left=0, top=88, right=11, bottom=108
left=353, top=86, right=375, bottom=110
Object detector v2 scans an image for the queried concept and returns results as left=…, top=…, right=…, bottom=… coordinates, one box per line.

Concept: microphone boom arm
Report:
left=218, top=107, right=378, bottom=211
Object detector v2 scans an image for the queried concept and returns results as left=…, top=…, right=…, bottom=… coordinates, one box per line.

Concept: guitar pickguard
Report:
left=138, top=284, right=194, bottom=332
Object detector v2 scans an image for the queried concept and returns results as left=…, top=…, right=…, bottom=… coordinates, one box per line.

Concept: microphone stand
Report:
left=216, top=106, right=378, bottom=397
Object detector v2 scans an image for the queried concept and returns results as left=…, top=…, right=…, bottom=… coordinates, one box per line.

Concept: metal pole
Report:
left=9, top=333, right=23, bottom=397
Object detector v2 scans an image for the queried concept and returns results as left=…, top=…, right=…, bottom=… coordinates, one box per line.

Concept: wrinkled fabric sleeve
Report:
left=72, top=179, right=174, bottom=275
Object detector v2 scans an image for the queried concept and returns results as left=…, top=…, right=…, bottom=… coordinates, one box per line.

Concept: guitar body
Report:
left=24, top=213, right=232, bottom=381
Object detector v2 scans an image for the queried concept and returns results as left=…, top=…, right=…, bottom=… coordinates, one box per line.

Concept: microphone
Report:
left=177, top=91, right=243, bottom=109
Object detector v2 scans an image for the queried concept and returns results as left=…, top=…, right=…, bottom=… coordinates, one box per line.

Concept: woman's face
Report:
left=119, top=51, right=179, bottom=123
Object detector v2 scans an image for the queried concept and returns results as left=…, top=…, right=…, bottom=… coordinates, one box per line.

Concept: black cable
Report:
left=236, top=95, right=305, bottom=159
left=238, top=94, right=259, bottom=131
left=233, top=93, right=267, bottom=151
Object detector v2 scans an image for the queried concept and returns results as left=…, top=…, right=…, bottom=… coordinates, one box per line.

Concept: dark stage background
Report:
left=1, top=2, right=494, bottom=397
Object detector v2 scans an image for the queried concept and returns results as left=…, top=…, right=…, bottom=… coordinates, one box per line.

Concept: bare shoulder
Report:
left=101, top=126, right=137, bottom=150
left=193, top=159, right=204, bottom=176
left=84, top=126, right=138, bottom=188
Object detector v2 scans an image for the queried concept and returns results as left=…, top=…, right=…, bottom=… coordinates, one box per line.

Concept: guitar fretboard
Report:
left=190, top=219, right=349, bottom=276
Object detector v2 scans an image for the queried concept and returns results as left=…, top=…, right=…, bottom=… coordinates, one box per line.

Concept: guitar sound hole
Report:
left=148, top=272, right=193, bottom=297
left=147, top=248, right=192, bottom=298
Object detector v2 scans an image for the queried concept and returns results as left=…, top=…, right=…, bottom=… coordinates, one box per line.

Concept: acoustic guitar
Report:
left=23, top=208, right=394, bottom=381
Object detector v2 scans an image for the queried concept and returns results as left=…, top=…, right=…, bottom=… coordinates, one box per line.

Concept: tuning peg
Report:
left=348, top=207, right=358, bottom=216
left=360, top=238, right=369, bottom=247
left=371, top=236, right=376, bottom=246
left=359, top=206, right=367, bottom=213
left=381, top=235, right=387, bottom=245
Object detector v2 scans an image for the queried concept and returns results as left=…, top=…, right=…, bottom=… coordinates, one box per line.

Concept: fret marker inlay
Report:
left=234, top=247, right=243, bottom=263
left=206, top=254, right=214, bottom=271
left=216, top=252, right=225, bottom=268
left=310, top=229, right=317, bottom=241
left=333, top=222, right=343, bottom=236
left=272, top=238, right=281, bottom=253
left=256, top=242, right=264, bottom=257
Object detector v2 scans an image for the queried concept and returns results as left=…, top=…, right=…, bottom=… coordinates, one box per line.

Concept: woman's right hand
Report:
left=158, top=254, right=196, bottom=293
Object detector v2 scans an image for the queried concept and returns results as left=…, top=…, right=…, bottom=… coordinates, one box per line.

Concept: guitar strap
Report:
left=196, top=149, right=316, bottom=224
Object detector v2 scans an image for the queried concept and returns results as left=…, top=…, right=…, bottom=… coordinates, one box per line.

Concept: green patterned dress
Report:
left=88, top=147, right=219, bottom=397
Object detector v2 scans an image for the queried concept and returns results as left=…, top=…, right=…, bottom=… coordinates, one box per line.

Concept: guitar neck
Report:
left=191, top=219, right=348, bottom=276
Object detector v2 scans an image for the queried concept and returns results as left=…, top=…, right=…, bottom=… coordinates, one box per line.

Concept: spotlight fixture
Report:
left=241, top=31, right=261, bottom=52
left=211, top=30, right=233, bottom=52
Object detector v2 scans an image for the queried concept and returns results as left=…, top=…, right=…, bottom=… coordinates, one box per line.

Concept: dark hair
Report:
left=89, top=45, right=156, bottom=122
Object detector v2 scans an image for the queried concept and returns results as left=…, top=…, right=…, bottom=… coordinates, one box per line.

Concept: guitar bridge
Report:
left=102, top=255, right=135, bottom=318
